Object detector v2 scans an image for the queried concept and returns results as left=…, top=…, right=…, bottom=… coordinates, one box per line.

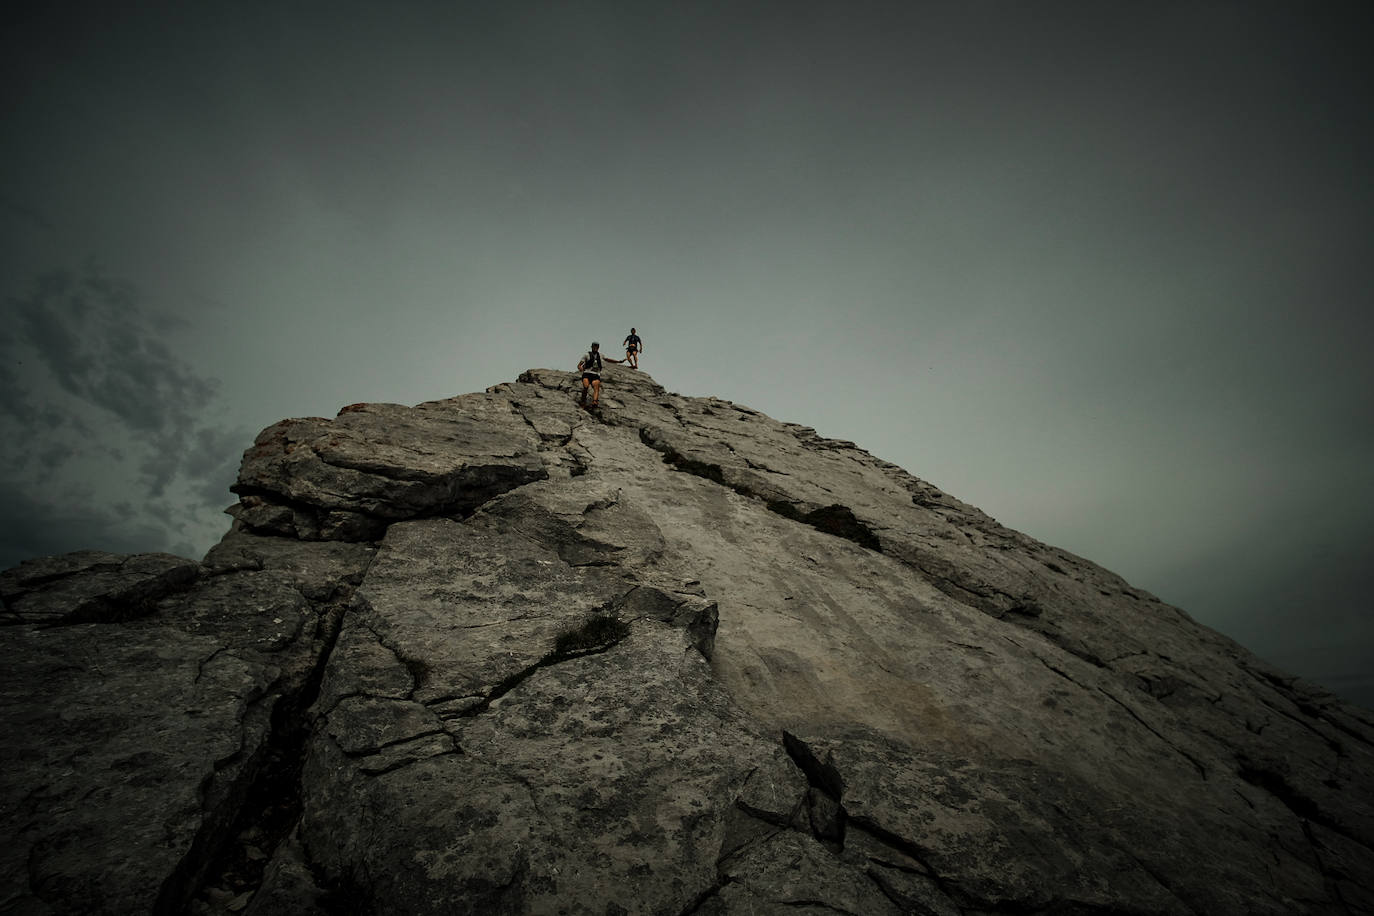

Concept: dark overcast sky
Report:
left=3, top=1, right=1372, bottom=706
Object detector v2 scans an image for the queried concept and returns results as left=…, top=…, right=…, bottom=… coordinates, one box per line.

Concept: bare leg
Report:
left=591, top=378, right=601, bottom=405
left=580, top=377, right=589, bottom=403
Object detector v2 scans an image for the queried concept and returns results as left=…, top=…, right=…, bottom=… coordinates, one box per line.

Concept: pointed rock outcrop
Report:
left=2, top=365, right=1372, bottom=915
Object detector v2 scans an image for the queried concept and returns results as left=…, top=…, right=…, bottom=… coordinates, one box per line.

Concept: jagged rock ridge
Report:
left=2, top=365, right=1372, bottom=915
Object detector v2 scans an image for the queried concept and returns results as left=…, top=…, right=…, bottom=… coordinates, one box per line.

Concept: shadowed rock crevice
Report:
left=641, top=426, right=728, bottom=485
left=769, top=735, right=969, bottom=915
left=782, top=732, right=845, bottom=801
left=149, top=690, right=277, bottom=915
left=173, top=590, right=353, bottom=915
left=228, top=487, right=390, bottom=542
left=639, top=425, right=883, bottom=554
left=765, top=502, right=882, bottom=552
left=230, top=458, right=552, bottom=543
left=452, top=611, right=633, bottom=719
left=780, top=733, right=849, bottom=854
left=170, top=540, right=380, bottom=914
left=338, top=728, right=455, bottom=762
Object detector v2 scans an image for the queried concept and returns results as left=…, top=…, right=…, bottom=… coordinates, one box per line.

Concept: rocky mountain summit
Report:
left=3, top=365, right=1372, bottom=915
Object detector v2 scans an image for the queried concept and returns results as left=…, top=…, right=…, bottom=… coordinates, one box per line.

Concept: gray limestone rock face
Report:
left=3, top=365, right=1374, bottom=915
left=203, top=525, right=376, bottom=601
left=292, top=491, right=776, bottom=915
left=0, top=550, right=200, bottom=624
left=229, top=395, right=550, bottom=540
left=0, top=560, right=349, bottom=915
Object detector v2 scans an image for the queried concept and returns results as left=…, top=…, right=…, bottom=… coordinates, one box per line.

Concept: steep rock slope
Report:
left=2, top=366, right=1371, bottom=915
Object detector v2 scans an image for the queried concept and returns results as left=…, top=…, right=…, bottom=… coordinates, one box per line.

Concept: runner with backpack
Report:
left=576, top=342, right=622, bottom=408
left=622, top=328, right=643, bottom=369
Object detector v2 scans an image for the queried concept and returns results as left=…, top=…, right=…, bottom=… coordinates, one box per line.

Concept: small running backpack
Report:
left=579, top=350, right=602, bottom=373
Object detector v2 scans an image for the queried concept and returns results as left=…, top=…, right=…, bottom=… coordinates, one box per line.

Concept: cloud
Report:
left=11, top=267, right=217, bottom=440
left=0, top=480, right=170, bottom=572
left=0, top=194, right=56, bottom=233
left=0, top=264, right=249, bottom=567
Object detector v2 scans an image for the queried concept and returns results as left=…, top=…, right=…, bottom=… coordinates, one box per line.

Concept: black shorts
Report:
left=626, top=346, right=638, bottom=354
left=582, top=372, right=600, bottom=382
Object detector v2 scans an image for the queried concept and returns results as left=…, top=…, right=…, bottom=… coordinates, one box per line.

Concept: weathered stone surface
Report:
left=203, top=524, right=376, bottom=600
left=0, top=560, right=338, bottom=915
left=280, top=470, right=834, bottom=914
left=303, top=624, right=768, bottom=915
left=3, top=365, right=1373, bottom=915
left=0, top=550, right=199, bottom=624
left=238, top=829, right=327, bottom=916
left=229, top=395, right=550, bottom=540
